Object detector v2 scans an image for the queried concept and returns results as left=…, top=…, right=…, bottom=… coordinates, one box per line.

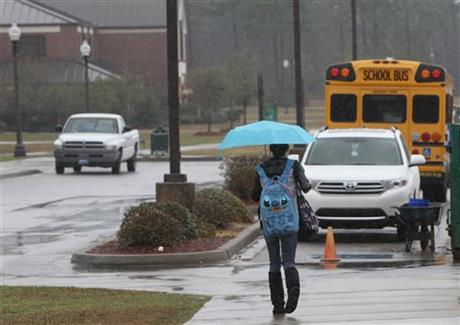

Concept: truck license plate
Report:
left=78, top=159, right=89, bottom=165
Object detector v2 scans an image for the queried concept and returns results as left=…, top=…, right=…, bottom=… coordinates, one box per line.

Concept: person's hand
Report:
left=302, top=182, right=312, bottom=193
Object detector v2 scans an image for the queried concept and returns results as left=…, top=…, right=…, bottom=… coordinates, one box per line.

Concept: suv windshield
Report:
left=64, top=118, right=118, bottom=134
left=305, top=137, right=402, bottom=166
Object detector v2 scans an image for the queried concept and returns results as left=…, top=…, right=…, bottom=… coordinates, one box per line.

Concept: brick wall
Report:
left=95, top=31, right=167, bottom=98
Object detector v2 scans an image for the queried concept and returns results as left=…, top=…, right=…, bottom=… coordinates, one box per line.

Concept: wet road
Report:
left=2, top=157, right=460, bottom=324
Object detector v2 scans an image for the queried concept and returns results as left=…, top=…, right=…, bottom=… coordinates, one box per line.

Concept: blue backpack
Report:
left=256, top=159, right=299, bottom=238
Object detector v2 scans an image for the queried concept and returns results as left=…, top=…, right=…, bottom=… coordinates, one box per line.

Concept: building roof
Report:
left=0, top=0, right=81, bottom=26
left=1, top=58, right=120, bottom=83
left=36, top=0, right=167, bottom=28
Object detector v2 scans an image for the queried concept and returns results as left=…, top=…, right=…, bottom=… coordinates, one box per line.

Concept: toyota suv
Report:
left=301, top=128, right=425, bottom=234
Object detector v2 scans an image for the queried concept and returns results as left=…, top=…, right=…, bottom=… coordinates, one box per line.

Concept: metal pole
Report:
left=449, top=124, right=460, bottom=262
left=84, top=56, right=90, bottom=113
left=12, top=40, right=26, bottom=157
left=293, top=0, right=304, bottom=128
left=257, top=73, right=264, bottom=121
left=166, top=0, right=183, bottom=179
left=351, top=0, right=358, bottom=60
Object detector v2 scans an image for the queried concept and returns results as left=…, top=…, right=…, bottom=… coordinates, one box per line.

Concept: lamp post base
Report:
left=156, top=173, right=195, bottom=211
left=14, top=144, right=26, bottom=157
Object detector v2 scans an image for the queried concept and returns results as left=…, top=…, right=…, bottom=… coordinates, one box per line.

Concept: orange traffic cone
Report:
left=321, top=227, right=340, bottom=268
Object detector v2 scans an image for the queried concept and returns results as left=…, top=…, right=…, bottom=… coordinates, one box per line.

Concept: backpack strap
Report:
left=256, top=163, right=270, bottom=187
left=280, top=159, right=295, bottom=183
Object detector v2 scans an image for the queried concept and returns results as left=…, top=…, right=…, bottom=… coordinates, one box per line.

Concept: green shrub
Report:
left=194, top=188, right=251, bottom=229
left=117, top=202, right=185, bottom=248
left=195, top=218, right=216, bottom=238
left=221, top=155, right=263, bottom=201
left=155, top=202, right=199, bottom=240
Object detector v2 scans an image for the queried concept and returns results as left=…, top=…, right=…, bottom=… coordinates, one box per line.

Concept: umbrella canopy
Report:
left=218, top=120, right=315, bottom=150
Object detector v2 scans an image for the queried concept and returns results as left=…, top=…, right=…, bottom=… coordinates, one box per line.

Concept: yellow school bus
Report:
left=324, top=59, right=454, bottom=202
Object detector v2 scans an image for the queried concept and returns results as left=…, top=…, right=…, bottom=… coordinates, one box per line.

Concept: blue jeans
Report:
left=265, top=232, right=298, bottom=272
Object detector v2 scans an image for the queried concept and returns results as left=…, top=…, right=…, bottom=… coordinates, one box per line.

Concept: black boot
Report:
left=268, top=272, right=285, bottom=314
left=285, top=267, right=300, bottom=313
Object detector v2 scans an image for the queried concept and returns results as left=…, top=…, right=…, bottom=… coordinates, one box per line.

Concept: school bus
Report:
left=324, top=59, right=454, bottom=202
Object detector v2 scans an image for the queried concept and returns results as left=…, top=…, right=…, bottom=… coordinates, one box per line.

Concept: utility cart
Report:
left=395, top=200, right=444, bottom=253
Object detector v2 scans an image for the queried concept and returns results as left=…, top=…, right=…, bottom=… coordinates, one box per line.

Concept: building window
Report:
left=19, top=35, right=46, bottom=57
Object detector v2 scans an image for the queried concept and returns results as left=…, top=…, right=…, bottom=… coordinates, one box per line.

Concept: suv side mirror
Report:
left=55, top=125, right=63, bottom=132
left=409, top=154, right=426, bottom=167
left=122, top=126, right=132, bottom=133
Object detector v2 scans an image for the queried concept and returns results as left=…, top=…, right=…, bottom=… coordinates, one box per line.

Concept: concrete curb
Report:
left=1, top=169, right=42, bottom=179
left=71, top=223, right=260, bottom=267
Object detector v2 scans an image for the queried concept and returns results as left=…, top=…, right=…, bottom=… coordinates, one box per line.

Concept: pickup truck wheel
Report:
left=127, top=149, right=137, bottom=172
left=73, top=166, right=82, bottom=173
left=112, top=161, right=121, bottom=174
left=55, top=163, right=65, bottom=174
left=112, top=150, right=122, bottom=174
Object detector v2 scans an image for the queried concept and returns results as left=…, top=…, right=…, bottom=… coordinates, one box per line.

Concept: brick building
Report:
left=1, top=0, right=188, bottom=97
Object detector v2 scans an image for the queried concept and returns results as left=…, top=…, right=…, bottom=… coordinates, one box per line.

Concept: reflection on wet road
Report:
left=2, top=158, right=459, bottom=324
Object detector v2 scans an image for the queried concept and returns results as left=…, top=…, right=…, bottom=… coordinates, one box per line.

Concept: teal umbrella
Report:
left=218, top=120, right=315, bottom=150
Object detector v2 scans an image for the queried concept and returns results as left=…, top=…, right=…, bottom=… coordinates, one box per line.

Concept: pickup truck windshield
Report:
left=305, top=137, right=402, bottom=166
left=64, top=118, right=118, bottom=134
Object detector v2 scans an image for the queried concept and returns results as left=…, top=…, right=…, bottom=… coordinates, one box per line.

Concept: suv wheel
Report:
left=55, top=163, right=64, bottom=174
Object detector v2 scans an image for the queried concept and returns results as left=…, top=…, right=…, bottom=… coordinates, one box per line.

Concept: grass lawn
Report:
left=0, top=104, right=324, bottom=157
left=0, top=155, right=22, bottom=162
left=1, top=286, right=209, bottom=325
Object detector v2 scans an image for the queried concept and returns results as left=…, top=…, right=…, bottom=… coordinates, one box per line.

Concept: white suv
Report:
left=301, top=128, right=425, bottom=233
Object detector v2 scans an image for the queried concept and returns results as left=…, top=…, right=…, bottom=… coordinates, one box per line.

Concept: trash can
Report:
left=151, top=126, right=169, bottom=154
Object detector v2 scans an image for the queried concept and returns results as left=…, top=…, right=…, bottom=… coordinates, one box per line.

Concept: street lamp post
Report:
left=80, top=40, right=91, bottom=113
left=351, top=0, right=357, bottom=60
left=155, top=0, right=195, bottom=211
left=293, top=0, right=305, bottom=129
left=282, top=59, right=289, bottom=114
left=9, top=23, right=26, bottom=157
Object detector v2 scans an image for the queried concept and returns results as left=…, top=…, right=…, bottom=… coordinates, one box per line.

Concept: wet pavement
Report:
left=2, top=157, right=460, bottom=324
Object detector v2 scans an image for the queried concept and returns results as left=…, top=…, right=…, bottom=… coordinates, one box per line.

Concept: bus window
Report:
left=331, top=94, right=357, bottom=122
left=363, top=95, right=406, bottom=123
left=413, top=95, right=439, bottom=123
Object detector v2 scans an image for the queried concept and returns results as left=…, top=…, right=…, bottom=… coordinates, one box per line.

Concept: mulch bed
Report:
left=88, top=236, right=233, bottom=255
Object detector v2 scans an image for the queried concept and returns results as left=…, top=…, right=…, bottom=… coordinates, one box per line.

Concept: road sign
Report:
left=263, top=102, right=278, bottom=122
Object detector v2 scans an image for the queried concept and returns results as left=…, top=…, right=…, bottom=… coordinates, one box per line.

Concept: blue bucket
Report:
left=408, top=199, right=430, bottom=207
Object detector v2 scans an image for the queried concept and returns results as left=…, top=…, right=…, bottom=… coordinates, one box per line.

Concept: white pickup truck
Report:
left=54, top=113, right=140, bottom=174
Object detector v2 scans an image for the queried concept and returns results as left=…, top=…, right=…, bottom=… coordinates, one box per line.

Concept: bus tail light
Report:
left=421, top=132, right=431, bottom=142
left=432, top=132, right=442, bottom=142
left=340, top=68, right=351, bottom=78
left=327, top=63, right=356, bottom=81
left=431, top=69, right=442, bottom=79
left=330, top=67, right=340, bottom=77
left=421, top=69, right=430, bottom=79
left=415, top=64, right=445, bottom=82
left=412, top=149, right=419, bottom=154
